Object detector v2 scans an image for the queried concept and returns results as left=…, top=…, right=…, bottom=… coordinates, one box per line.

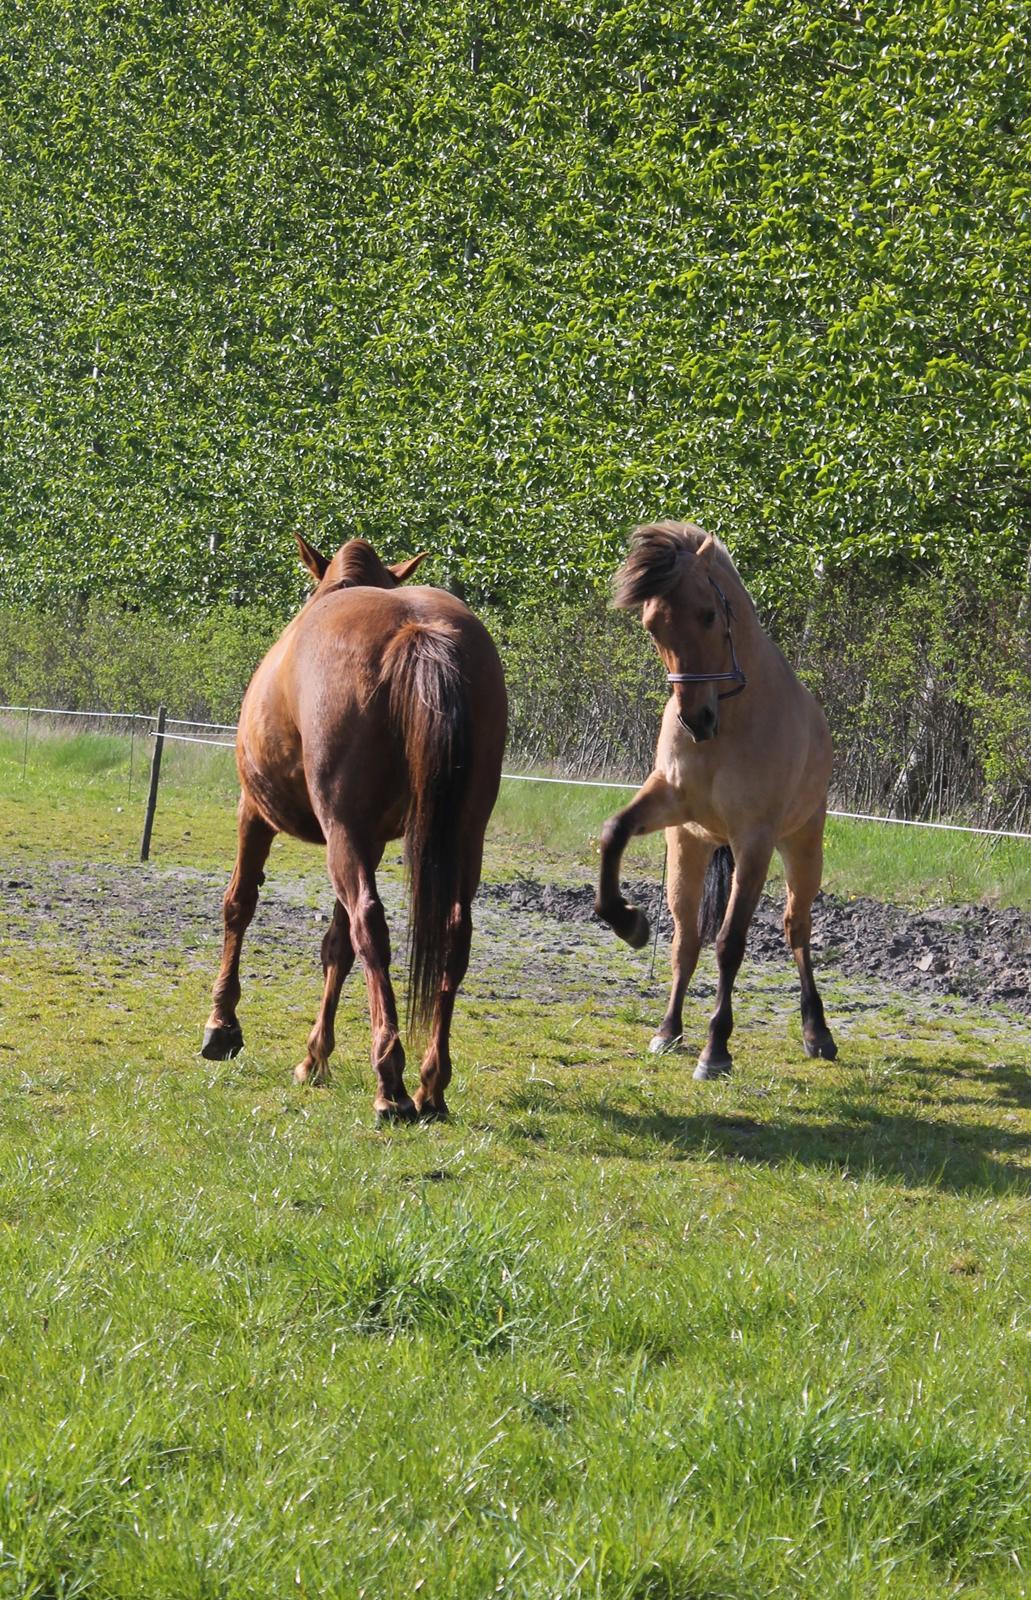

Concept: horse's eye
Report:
left=701, top=608, right=717, bottom=628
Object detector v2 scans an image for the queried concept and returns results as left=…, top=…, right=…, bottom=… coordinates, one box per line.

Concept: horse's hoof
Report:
left=294, top=1060, right=329, bottom=1086
left=374, top=1097, right=418, bottom=1127
left=649, top=1033, right=683, bottom=1055
left=805, top=1031, right=838, bottom=1061
left=622, top=908, right=650, bottom=949
left=694, top=1052, right=732, bottom=1081
left=201, top=1024, right=243, bottom=1060
left=417, top=1100, right=450, bottom=1122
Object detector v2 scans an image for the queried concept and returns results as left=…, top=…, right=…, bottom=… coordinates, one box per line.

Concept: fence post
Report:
left=21, top=706, right=30, bottom=778
left=139, top=705, right=166, bottom=862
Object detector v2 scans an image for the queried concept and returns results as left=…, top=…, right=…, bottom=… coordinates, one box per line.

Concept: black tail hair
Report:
left=698, top=845, right=733, bottom=944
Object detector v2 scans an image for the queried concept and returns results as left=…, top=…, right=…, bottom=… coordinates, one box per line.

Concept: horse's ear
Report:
left=296, top=535, right=329, bottom=581
left=695, top=534, right=716, bottom=568
left=388, top=552, right=429, bottom=584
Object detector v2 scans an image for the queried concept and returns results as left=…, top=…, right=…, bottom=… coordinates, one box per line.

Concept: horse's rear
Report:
left=203, top=538, right=506, bottom=1122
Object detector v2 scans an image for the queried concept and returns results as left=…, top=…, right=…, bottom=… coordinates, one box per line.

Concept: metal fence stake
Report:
left=21, top=707, right=30, bottom=778
left=139, top=705, right=166, bottom=862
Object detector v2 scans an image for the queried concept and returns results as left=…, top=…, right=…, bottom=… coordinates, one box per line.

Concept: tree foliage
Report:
left=0, top=0, right=1027, bottom=613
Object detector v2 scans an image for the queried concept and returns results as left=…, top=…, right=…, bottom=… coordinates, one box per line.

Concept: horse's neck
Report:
left=714, top=562, right=782, bottom=679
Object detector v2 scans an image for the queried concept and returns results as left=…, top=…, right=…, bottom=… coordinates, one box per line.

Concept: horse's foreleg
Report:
left=202, top=798, right=275, bottom=1059
left=650, top=827, right=712, bottom=1054
left=696, top=838, right=771, bottom=1080
left=596, top=772, right=685, bottom=948
left=323, top=831, right=414, bottom=1122
left=294, top=901, right=356, bottom=1086
left=778, top=813, right=837, bottom=1062
left=413, top=898, right=472, bottom=1120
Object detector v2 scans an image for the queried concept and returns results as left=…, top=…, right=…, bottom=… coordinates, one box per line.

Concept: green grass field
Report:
left=3, top=721, right=1031, bottom=905
left=1, top=727, right=1030, bottom=1597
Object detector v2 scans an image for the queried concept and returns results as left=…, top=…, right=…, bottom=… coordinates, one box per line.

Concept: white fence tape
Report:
left=166, top=718, right=240, bottom=732
left=161, top=732, right=237, bottom=749
left=0, top=704, right=155, bottom=722
left=4, top=702, right=1031, bottom=843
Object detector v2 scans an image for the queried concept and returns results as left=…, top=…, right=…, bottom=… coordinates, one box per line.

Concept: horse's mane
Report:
left=322, top=539, right=394, bottom=591
left=613, top=521, right=736, bottom=610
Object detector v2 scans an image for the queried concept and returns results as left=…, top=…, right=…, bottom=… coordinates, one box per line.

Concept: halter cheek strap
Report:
left=665, top=577, right=747, bottom=701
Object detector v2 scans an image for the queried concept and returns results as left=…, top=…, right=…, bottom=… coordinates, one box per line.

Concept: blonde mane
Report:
left=613, top=521, right=739, bottom=610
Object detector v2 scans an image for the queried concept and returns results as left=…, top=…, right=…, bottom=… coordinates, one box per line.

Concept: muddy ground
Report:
left=480, top=876, right=1031, bottom=1009
left=3, top=856, right=1029, bottom=1015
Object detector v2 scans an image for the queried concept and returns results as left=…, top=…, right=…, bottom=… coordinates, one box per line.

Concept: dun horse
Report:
left=202, top=537, right=507, bottom=1121
left=596, top=521, right=837, bottom=1078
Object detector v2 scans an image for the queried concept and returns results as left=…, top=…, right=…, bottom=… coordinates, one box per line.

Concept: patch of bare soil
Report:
left=479, top=878, right=1031, bottom=1010
left=2, top=857, right=1029, bottom=1014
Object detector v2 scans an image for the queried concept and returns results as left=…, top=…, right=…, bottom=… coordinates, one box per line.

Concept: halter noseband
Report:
left=666, top=577, right=747, bottom=702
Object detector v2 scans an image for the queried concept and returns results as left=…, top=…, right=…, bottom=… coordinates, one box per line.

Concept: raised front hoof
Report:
left=804, top=1031, right=838, bottom=1061
left=611, top=906, right=649, bottom=949
left=374, top=1097, right=418, bottom=1127
left=201, top=1024, right=243, bottom=1060
left=649, top=1033, right=684, bottom=1056
left=596, top=895, right=649, bottom=949
left=694, top=1052, right=733, bottom=1081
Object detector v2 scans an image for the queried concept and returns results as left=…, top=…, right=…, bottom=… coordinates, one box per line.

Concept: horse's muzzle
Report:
left=677, top=705, right=718, bottom=742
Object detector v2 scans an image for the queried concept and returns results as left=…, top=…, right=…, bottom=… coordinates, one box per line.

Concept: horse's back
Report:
left=237, top=584, right=505, bottom=843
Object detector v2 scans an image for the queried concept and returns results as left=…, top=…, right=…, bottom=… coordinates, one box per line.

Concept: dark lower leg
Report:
left=697, top=852, right=768, bottom=1076
left=203, top=802, right=275, bottom=1058
left=699, top=922, right=747, bottom=1071
left=780, top=819, right=837, bottom=1061
left=295, top=902, right=355, bottom=1085
left=791, top=941, right=837, bottom=1060
left=415, top=902, right=472, bottom=1117
left=356, top=895, right=412, bottom=1118
left=596, top=774, right=684, bottom=948
left=325, top=832, right=413, bottom=1120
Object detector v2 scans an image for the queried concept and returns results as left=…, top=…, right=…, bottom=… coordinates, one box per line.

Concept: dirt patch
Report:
left=479, top=878, right=1031, bottom=1011
left=3, top=856, right=1030, bottom=1014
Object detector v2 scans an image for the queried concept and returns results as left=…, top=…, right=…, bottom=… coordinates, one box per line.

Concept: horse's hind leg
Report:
left=696, top=837, right=772, bottom=1080
left=413, top=896, right=472, bottom=1120
left=414, top=829, right=484, bottom=1120
left=778, top=812, right=837, bottom=1061
left=203, top=796, right=275, bottom=1059
left=294, top=901, right=355, bottom=1086
left=650, top=827, right=712, bottom=1054
left=323, top=827, right=415, bottom=1122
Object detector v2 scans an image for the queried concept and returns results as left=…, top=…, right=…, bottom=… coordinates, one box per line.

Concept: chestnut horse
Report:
left=596, top=521, right=837, bottom=1079
left=202, top=537, right=507, bottom=1121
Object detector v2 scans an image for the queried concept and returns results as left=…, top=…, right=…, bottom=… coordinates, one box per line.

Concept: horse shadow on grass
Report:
left=506, top=1058, right=1031, bottom=1196
left=903, top=1055, right=1031, bottom=1111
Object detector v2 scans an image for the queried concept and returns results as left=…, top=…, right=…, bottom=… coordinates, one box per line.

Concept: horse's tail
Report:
left=380, top=620, right=470, bottom=1034
left=698, top=845, right=734, bottom=944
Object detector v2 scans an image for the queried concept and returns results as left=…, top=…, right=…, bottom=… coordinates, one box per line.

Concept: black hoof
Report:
left=608, top=904, right=649, bottom=949
left=201, top=1024, right=244, bottom=1060
left=805, top=1032, right=838, bottom=1061
left=417, top=1101, right=450, bottom=1123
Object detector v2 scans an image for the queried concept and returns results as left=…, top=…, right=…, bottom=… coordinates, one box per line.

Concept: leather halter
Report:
left=666, top=577, right=747, bottom=702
